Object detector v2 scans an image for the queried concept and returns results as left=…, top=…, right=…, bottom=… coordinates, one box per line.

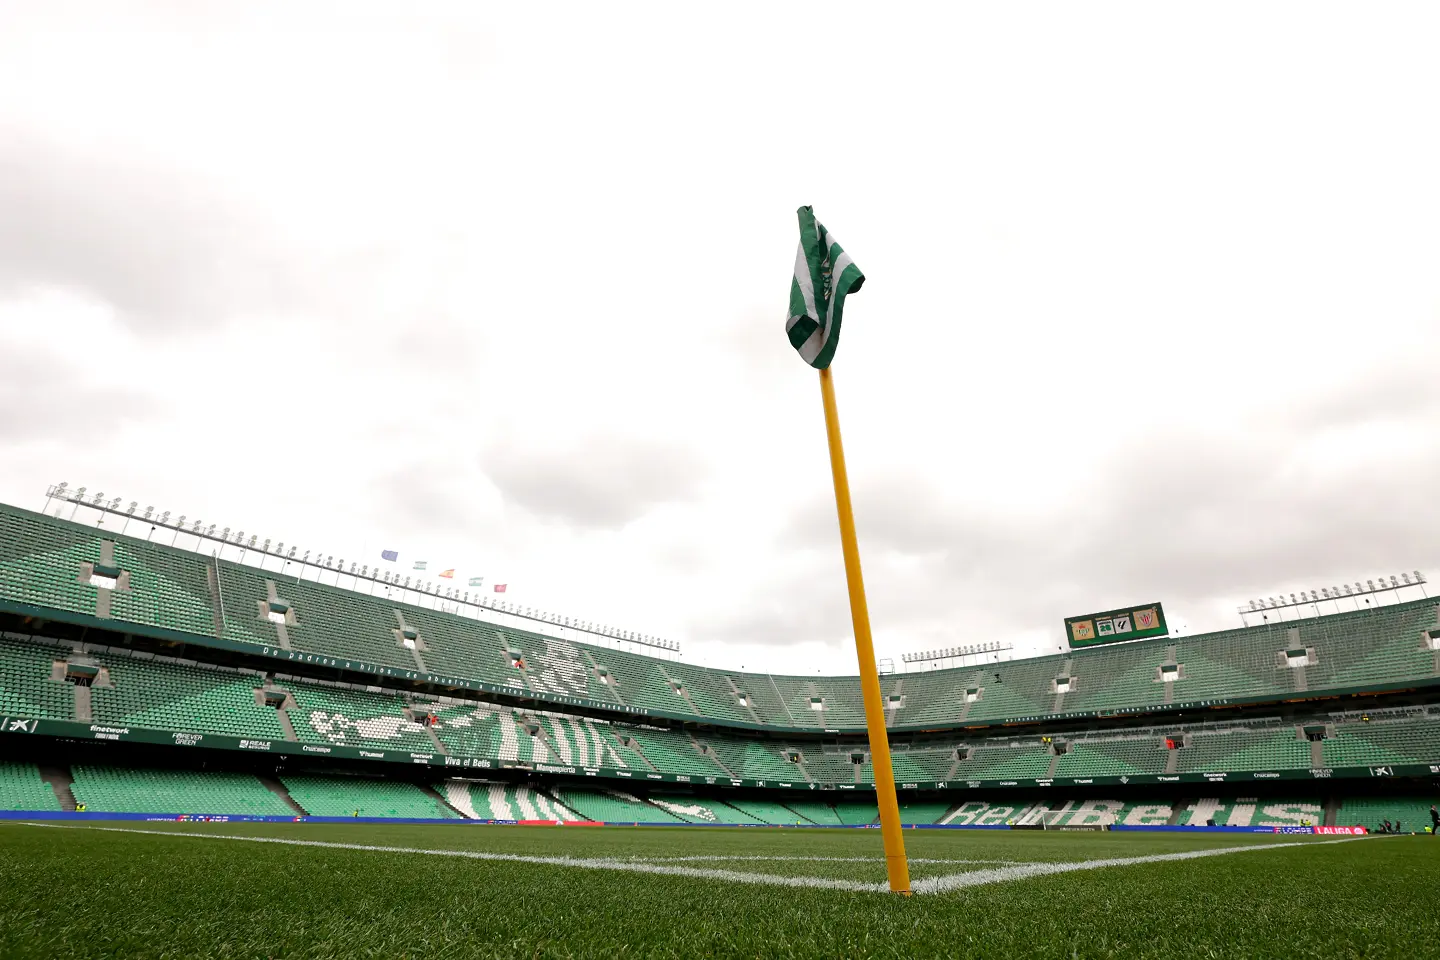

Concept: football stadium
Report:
left=5, top=5, right=1440, bottom=959
left=0, top=493, right=1437, bottom=957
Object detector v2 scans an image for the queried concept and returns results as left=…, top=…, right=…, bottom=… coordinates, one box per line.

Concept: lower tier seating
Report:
left=1336, top=796, right=1436, bottom=832
left=0, top=762, right=60, bottom=811
left=280, top=774, right=457, bottom=818
left=436, top=779, right=582, bottom=820
left=68, top=766, right=293, bottom=815
left=553, top=786, right=684, bottom=823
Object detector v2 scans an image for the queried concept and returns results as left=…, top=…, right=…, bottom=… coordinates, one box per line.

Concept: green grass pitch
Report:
left=0, top=821, right=1435, bottom=958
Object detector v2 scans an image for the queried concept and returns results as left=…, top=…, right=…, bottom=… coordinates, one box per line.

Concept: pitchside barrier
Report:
left=0, top=810, right=1368, bottom=833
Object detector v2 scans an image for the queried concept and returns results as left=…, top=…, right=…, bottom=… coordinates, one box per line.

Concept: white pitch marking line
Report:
left=913, top=836, right=1370, bottom=894
left=622, top=855, right=1021, bottom=865
left=3, top=823, right=886, bottom=893
left=4, top=823, right=1368, bottom=896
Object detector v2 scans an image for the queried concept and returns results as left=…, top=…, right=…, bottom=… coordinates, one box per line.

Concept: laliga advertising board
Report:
left=1066, top=603, right=1168, bottom=648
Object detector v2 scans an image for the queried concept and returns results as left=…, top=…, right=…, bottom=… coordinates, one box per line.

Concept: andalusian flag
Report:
left=786, top=206, right=865, bottom=369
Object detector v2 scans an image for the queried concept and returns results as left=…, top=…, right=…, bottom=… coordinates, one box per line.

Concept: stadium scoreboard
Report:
left=1065, top=602, right=1167, bottom=648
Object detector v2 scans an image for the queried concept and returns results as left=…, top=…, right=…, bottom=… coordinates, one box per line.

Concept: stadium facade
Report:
left=0, top=502, right=1436, bottom=831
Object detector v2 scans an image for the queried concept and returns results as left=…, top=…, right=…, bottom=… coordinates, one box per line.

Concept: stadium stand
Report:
left=68, top=766, right=293, bottom=815
left=91, top=650, right=286, bottom=740
left=0, top=636, right=73, bottom=720
left=4, top=504, right=1438, bottom=734
left=1323, top=715, right=1440, bottom=767
left=727, top=798, right=810, bottom=824
left=554, top=786, right=685, bottom=823
left=1054, top=740, right=1168, bottom=777
left=897, top=800, right=953, bottom=824
left=1175, top=729, right=1311, bottom=773
left=289, top=683, right=437, bottom=753
left=436, top=779, right=580, bottom=821
left=3, top=503, right=1440, bottom=824
left=1336, top=796, right=1436, bottom=832
left=623, top=727, right=729, bottom=777
left=835, top=801, right=879, bottom=825
left=0, top=762, right=61, bottom=811
left=781, top=801, right=846, bottom=826
left=280, top=774, right=458, bottom=818
left=648, top=794, right=770, bottom=824
left=1175, top=798, right=1325, bottom=827
left=697, top=736, right=801, bottom=781
left=942, top=799, right=1038, bottom=826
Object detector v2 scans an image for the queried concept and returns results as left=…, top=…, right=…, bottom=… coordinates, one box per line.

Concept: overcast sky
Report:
left=2, top=2, right=1438, bottom=675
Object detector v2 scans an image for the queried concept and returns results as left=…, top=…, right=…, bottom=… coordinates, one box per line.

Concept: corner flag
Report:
left=784, top=205, right=911, bottom=895
left=786, top=206, right=865, bottom=369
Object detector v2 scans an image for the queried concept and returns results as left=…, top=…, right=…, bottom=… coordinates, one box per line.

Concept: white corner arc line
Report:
left=912, top=837, right=1370, bottom=894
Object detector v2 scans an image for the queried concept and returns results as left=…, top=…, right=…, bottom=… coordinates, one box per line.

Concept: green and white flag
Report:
left=786, top=205, right=865, bottom=369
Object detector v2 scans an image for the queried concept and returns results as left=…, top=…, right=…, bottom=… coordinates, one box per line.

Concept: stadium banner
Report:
left=1066, top=602, right=1167, bottom=648
left=4, top=715, right=1435, bottom=792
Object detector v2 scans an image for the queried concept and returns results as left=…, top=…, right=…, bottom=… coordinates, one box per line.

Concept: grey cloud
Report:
left=692, top=562, right=857, bottom=651
left=369, top=462, right=498, bottom=538
left=763, top=410, right=1440, bottom=647
left=0, top=347, right=153, bottom=442
left=483, top=437, right=705, bottom=530
left=0, top=132, right=307, bottom=333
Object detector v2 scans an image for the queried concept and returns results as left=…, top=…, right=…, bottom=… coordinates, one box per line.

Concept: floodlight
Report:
left=177, top=515, right=186, bottom=526
left=160, top=511, right=170, bottom=523
left=94, top=491, right=104, bottom=504
left=143, top=507, right=153, bottom=519
left=288, top=547, right=297, bottom=558
left=1366, top=580, right=1375, bottom=590
left=222, top=528, right=230, bottom=540
left=1415, top=570, right=1424, bottom=582
left=1402, top=573, right=1412, bottom=585
left=302, top=551, right=311, bottom=562
left=127, top=501, right=137, bottom=515
left=57, top=482, right=68, bottom=491
left=1390, top=575, right=1400, bottom=587
left=76, top=487, right=87, bottom=500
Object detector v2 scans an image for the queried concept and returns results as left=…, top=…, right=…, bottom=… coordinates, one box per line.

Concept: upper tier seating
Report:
left=3, top=503, right=1436, bottom=733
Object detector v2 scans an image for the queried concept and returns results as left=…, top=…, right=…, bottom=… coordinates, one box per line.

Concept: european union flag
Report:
left=380, top=550, right=398, bottom=562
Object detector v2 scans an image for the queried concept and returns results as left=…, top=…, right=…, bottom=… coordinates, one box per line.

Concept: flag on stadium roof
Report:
left=493, top=583, right=507, bottom=593
left=413, top=561, right=427, bottom=570
left=786, top=205, right=864, bottom=369
left=438, top=569, right=454, bottom=579
left=468, top=577, right=484, bottom=587
left=380, top=549, right=398, bottom=562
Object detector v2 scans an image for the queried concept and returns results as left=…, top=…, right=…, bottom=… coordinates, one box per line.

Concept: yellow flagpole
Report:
left=817, top=365, right=911, bottom=895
